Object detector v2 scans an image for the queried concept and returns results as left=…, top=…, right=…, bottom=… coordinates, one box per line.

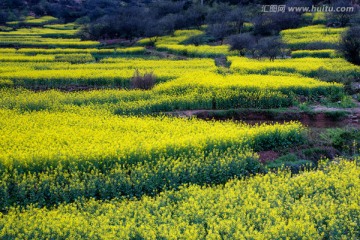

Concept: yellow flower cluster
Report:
left=0, top=69, right=343, bottom=111
left=0, top=58, right=217, bottom=87
left=0, top=54, right=55, bottom=62
left=229, top=56, right=360, bottom=77
left=0, top=109, right=304, bottom=173
left=0, top=20, right=358, bottom=239
left=0, top=159, right=358, bottom=239
left=157, top=44, right=236, bottom=57
left=0, top=23, right=99, bottom=48
left=138, top=29, right=204, bottom=45
left=0, top=27, right=78, bottom=37
left=0, top=108, right=304, bottom=208
left=6, top=15, right=58, bottom=26
left=138, top=29, right=235, bottom=57
left=0, top=47, right=146, bottom=60
left=43, top=23, right=79, bottom=30
left=281, top=25, right=346, bottom=50
left=0, top=36, right=100, bottom=48
left=156, top=71, right=342, bottom=94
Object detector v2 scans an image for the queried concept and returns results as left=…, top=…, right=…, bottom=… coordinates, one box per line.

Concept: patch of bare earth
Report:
left=258, top=151, right=280, bottom=163
left=167, top=105, right=360, bottom=127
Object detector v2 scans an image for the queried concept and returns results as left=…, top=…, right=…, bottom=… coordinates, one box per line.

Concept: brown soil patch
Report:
left=258, top=151, right=280, bottom=163
left=167, top=108, right=359, bottom=128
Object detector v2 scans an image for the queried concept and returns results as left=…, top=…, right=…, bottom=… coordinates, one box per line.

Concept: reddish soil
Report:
left=258, top=146, right=339, bottom=165
left=168, top=107, right=360, bottom=128
left=301, top=113, right=344, bottom=128
left=258, top=151, right=280, bottom=163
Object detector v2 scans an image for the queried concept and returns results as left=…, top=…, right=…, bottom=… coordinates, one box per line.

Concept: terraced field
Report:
left=1, top=160, right=358, bottom=239
left=0, top=15, right=359, bottom=239
left=281, top=25, right=346, bottom=50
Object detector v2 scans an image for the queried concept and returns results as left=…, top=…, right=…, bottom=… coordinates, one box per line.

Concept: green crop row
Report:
left=291, top=49, right=340, bottom=58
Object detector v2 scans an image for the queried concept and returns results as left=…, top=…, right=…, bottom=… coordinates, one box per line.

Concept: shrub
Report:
left=339, top=26, right=360, bottom=65
left=130, top=69, right=156, bottom=90
left=326, top=0, right=355, bottom=27
left=229, top=33, right=256, bottom=56
left=253, top=13, right=301, bottom=36
left=181, top=34, right=214, bottom=46
left=257, top=36, right=287, bottom=61
left=206, top=23, right=233, bottom=44
left=301, top=147, right=339, bottom=162
left=324, top=111, right=348, bottom=121
left=321, top=128, right=360, bottom=155
left=230, top=35, right=288, bottom=60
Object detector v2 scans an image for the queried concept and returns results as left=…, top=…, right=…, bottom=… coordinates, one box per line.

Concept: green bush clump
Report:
left=321, top=128, right=360, bottom=155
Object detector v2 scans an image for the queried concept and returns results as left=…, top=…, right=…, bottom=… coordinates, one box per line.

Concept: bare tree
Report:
left=229, top=33, right=256, bottom=56
left=257, top=37, right=287, bottom=61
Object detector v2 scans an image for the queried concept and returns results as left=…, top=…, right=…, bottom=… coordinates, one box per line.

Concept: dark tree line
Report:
left=1, top=0, right=357, bottom=31
left=0, top=0, right=359, bottom=63
left=78, top=1, right=209, bottom=40
left=229, top=34, right=288, bottom=60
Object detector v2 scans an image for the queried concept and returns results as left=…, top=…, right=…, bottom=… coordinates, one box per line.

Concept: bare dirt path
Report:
left=312, top=101, right=360, bottom=114
left=312, top=100, right=360, bottom=123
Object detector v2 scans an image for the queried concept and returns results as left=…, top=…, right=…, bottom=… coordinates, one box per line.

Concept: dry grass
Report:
left=130, top=69, right=156, bottom=90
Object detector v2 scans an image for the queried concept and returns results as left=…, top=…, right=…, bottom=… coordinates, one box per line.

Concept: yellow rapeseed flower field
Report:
left=0, top=19, right=358, bottom=239
left=0, top=159, right=358, bottom=239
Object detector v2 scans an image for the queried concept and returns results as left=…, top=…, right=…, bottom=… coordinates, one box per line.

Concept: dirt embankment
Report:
left=166, top=106, right=360, bottom=128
